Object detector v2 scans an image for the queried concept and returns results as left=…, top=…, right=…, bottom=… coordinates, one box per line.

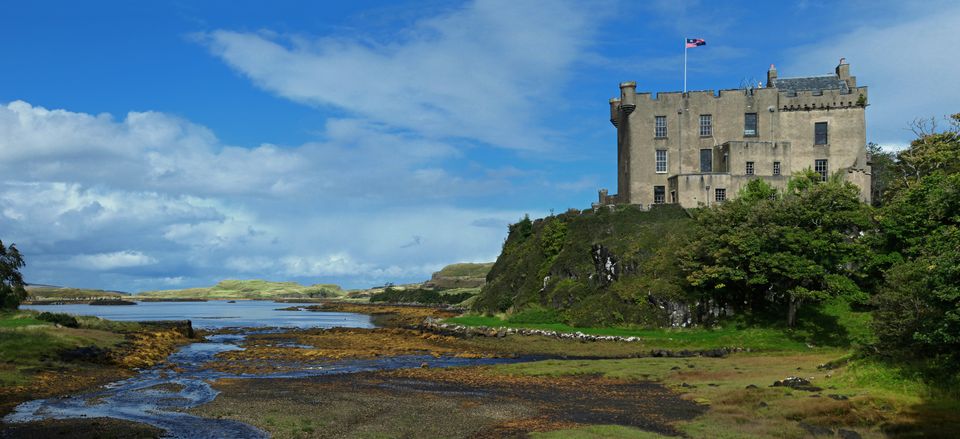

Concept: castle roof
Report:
left=773, top=74, right=849, bottom=94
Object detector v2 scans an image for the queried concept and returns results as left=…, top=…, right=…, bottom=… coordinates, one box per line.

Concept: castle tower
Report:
left=598, top=60, right=871, bottom=209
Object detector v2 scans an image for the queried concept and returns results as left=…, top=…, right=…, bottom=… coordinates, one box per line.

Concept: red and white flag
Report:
left=686, top=38, right=706, bottom=48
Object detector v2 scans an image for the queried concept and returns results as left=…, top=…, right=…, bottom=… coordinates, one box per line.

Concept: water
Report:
left=6, top=302, right=527, bottom=438
left=22, top=300, right=374, bottom=329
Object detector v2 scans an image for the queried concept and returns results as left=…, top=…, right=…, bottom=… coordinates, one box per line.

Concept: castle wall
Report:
left=609, top=62, right=871, bottom=208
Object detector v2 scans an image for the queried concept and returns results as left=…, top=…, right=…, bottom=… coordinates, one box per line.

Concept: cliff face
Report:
left=473, top=205, right=708, bottom=327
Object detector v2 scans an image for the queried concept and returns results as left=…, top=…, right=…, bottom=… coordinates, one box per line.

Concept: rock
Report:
left=828, top=394, right=850, bottom=401
left=745, top=384, right=758, bottom=389
left=670, top=366, right=681, bottom=371
left=798, top=421, right=833, bottom=436
left=680, top=382, right=694, bottom=388
left=687, top=364, right=695, bottom=368
left=701, top=348, right=728, bottom=358
left=758, top=401, right=768, bottom=408
left=838, top=429, right=862, bottom=439
left=419, top=362, right=429, bottom=368
left=771, top=376, right=823, bottom=392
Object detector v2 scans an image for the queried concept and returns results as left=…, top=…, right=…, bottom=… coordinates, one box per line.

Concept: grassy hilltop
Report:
left=137, top=279, right=345, bottom=300
left=25, top=285, right=128, bottom=301
left=474, top=204, right=693, bottom=326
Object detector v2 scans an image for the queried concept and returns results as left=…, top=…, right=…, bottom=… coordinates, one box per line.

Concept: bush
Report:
left=36, top=312, right=79, bottom=328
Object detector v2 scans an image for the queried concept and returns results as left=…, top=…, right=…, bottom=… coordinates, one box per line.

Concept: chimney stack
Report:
left=766, top=64, right=778, bottom=87
left=619, top=82, right=636, bottom=114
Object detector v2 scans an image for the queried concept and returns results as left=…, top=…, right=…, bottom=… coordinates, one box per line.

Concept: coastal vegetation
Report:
left=137, top=279, right=345, bottom=300
left=24, top=285, right=128, bottom=302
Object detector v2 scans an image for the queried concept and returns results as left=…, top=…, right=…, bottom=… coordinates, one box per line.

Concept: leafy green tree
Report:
left=867, top=142, right=896, bottom=206
left=888, top=113, right=960, bottom=195
left=872, top=172, right=960, bottom=369
left=0, top=240, right=27, bottom=309
left=683, top=176, right=871, bottom=327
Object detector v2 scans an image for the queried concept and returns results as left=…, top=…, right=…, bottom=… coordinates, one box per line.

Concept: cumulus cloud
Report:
left=197, top=0, right=600, bottom=151
left=70, top=251, right=157, bottom=270
left=783, top=5, right=960, bottom=146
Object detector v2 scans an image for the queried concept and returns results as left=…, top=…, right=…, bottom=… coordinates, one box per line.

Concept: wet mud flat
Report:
left=191, top=368, right=705, bottom=439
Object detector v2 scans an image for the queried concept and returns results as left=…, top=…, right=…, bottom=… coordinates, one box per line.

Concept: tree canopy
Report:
left=0, top=240, right=27, bottom=309
left=681, top=174, right=871, bottom=327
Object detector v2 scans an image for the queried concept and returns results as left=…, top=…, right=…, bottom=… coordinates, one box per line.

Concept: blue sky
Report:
left=2, top=0, right=957, bottom=292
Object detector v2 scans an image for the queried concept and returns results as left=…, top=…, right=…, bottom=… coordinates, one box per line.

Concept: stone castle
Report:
left=598, top=59, right=871, bottom=208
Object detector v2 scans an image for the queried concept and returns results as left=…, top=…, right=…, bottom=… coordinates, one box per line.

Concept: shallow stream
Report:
left=4, top=308, right=527, bottom=438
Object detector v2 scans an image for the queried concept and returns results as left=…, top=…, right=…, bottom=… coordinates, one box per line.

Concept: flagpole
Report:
left=683, top=38, right=687, bottom=93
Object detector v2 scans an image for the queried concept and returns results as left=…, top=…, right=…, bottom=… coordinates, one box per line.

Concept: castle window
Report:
left=654, top=186, right=665, bottom=204
left=715, top=188, right=726, bottom=202
left=655, top=150, right=667, bottom=173
left=815, top=159, right=828, bottom=181
left=773, top=161, right=781, bottom=176
left=700, top=149, right=713, bottom=173
left=746, top=161, right=755, bottom=175
left=815, top=122, right=828, bottom=145
left=744, top=113, right=758, bottom=136
left=699, top=114, right=712, bottom=136
left=655, top=116, right=667, bottom=138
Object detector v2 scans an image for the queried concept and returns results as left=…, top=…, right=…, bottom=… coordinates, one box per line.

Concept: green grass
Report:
left=0, top=313, right=48, bottom=328
left=434, top=262, right=494, bottom=278
left=445, top=315, right=813, bottom=351
left=447, top=298, right=872, bottom=352
left=137, top=279, right=346, bottom=300
left=0, top=310, right=131, bottom=385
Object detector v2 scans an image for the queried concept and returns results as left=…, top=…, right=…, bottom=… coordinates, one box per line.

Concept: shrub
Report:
left=36, top=312, right=79, bottom=328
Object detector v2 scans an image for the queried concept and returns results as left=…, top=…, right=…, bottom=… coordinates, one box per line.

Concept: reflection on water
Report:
left=23, top=300, right=374, bottom=329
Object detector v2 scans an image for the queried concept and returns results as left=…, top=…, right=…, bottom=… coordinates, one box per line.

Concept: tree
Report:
left=872, top=173, right=960, bottom=369
left=682, top=176, right=871, bottom=327
left=0, top=240, right=27, bottom=309
left=867, top=142, right=896, bottom=206
left=889, top=113, right=960, bottom=195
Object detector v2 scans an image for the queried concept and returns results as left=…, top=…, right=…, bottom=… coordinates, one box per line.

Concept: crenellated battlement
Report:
left=777, top=86, right=867, bottom=112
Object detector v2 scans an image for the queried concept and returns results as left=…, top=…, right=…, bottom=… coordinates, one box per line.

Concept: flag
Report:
left=685, top=38, right=706, bottom=48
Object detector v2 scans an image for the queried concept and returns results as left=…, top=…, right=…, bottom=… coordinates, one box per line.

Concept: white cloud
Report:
left=198, top=0, right=600, bottom=151
left=71, top=251, right=157, bottom=270
left=783, top=5, right=960, bottom=146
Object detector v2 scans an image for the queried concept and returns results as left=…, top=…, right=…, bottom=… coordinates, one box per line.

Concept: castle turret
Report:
left=609, top=98, right=621, bottom=127
left=766, top=64, right=777, bottom=87
left=619, top=81, right=636, bottom=114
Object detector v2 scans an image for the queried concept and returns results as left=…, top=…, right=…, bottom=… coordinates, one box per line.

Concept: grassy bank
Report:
left=0, top=310, right=192, bottom=416
left=446, top=298, right=872, bottom=353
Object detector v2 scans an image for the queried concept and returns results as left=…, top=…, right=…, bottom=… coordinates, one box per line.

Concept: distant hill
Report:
left=26, top=284, right=128, bottom=300
left=422, top=262, right=494, bottom=290
left=137, top=279, right=345, bottom=300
